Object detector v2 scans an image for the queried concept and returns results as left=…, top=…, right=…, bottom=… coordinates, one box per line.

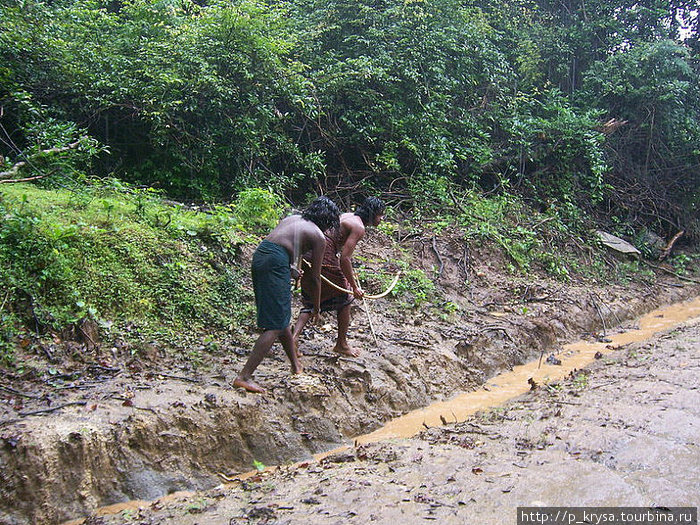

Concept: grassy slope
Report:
left=1, top=180, right=697, bottom=367
left=0, top=181, right=257, bottom=364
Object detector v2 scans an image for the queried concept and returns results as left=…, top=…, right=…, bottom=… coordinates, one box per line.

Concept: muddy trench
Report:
left=1, top=235, right=698, bottom=525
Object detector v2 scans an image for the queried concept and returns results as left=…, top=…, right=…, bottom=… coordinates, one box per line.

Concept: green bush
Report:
left=233, top=188, right=283, bottom=232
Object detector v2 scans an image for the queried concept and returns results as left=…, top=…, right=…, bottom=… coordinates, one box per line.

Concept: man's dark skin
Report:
left=293, top=210, right=383, bottom=357
left=233, top=215, right=326, bottom=394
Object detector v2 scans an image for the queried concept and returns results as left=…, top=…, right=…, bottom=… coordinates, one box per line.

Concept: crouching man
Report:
left=233, top=196, right=340, bottom=393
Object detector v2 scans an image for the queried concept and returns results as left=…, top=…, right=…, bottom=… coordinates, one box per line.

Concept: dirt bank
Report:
left=1, top=229, right=698, bottom=524
left=84, top=315, right=700, bottom=524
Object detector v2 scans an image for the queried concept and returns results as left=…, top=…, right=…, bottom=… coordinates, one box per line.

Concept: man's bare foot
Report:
left=333, top=343, right=360, bottom=358
left=232, top=376, right=266, bottom=394
left=291, top=363, right=303, bottom=375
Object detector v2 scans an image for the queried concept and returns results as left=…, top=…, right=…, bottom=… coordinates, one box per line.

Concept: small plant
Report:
left=536, top=252, right=571, bottom=280
left=0, top=309, right=19, bottom=366
left=233, top=188, right=282, bottom=232
left=120, top=509, right=135, bottom=520
left=544, top=381, right=562, bottom=393
left=253, top=459, right=266, bottom=472
left=443, top=301, right=459, bottom=314
left=392, top=265, right=437, bottom=308
left=670, top=253, right=697, bottom=275
left=376, top=220, right=399, bottom=236
left=187, top=498, right=208, bottom=514
left=572, top=372, right=589, bottom=390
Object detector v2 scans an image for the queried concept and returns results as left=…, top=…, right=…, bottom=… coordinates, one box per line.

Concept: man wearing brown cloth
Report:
left=233, top=196, right=340, bottom=393
left=293, top=197, right=385, bottom=357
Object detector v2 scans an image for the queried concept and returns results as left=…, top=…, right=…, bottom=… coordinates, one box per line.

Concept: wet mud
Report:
left=81, top=316, right=700, bottom=524
left=1, top=231, right=699, bottom=524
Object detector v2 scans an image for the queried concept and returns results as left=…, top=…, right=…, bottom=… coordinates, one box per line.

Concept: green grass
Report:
left=0, top=180, right=265, bottom=365
left=1, top=177, right=682, bottom=366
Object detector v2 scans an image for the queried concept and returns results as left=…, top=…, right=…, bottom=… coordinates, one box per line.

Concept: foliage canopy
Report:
left=0, top=0, right=698, bottom=236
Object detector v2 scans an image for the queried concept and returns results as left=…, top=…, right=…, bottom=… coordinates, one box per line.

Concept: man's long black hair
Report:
left=354, top=196, right=385, bottom=225
left=302, top=195, right=341, bottom=232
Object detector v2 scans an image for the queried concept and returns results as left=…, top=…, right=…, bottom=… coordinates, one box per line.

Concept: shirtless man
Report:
left=233, top=196, right=340, bottom=393
left=293, top=197, right=385, bottom=357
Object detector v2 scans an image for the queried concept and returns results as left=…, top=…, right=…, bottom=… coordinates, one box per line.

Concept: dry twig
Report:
left=431, top=236, right=445, bottom=278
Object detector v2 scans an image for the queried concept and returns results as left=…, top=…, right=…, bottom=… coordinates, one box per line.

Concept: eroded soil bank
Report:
left=1, top=230, right=699, bottom=524
left=82, top=315, right=700, bottom=525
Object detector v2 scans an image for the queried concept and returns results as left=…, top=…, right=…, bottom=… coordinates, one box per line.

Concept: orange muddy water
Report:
left=354, top=295, right=700, bottom=444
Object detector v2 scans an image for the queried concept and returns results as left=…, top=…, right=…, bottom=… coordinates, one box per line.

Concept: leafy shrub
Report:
left=233, top=188, right=283, bottom=232
left=358, top=263, right=437, bottom=308
left=0, top=182, right=256, bottom=349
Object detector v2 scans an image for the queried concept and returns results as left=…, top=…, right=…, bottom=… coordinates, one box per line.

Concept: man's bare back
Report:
left=233, top=196, right=341, bottom=394
left=266, top=215, right=326, bottom=266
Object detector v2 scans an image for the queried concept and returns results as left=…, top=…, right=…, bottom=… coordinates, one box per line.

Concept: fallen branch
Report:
left=459, top=244, right=471, bottom=280
left=390, top=338, right=432, bottom=350
left=589, top=291, right=622, bottom=326
left=78, top=323, right=98, bottom=349
left=588, top=381, right=616, bottom=390
left=217, top=472, right=240, bottom=482
left=431, top=236, right=444, bottom=278
left=589, top=293, right=607, bottom=336
left=659, top=230, right=684, bottom=260
left=87, top=364, right=121, bottom=374
left=152, top=373, right=200, bottom=383
left=17, top=401, right=87, bottom=417
left=483, top=325, right=515, bottom=343
left=0, top=289, right=10, bottom=311
left=524, top=286, right=564, bottom=303
left=0, top=174, right=47, bottom=184
left=0, top=384, right=43, bottom=399
left=0, top=138, right=84, bottom=181
left=643, top=261, right=700, bottom=284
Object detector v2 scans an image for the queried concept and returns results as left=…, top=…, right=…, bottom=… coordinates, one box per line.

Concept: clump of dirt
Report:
left=0, top=227, right=698, bottom=524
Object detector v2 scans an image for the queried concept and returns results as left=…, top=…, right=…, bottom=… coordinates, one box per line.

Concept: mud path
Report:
left=85, top=316, right=700, bottom=525
left=1, top=229, right=699, bottom=524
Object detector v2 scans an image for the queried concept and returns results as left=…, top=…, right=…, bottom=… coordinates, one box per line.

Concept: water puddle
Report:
left=63, top=295, right=700, bottom=524
left=355, top=295, right=700, bottom=444
left=62, top=491, right=193, bottom=525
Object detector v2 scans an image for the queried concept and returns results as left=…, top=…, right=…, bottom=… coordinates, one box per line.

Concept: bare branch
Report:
left=0, top=138, right=85, bottom=180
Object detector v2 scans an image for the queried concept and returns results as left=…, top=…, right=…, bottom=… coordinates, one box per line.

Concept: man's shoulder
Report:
left=274, top=215, right=322, bottom=239
left=341, top=213, right=365, bottom=231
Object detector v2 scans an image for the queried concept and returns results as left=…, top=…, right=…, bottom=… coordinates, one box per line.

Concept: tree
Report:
left=582, top=40, right=700, bottom=234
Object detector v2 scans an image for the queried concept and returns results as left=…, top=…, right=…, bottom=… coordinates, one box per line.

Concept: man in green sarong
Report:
left=233, top=196, right=340, bottom=393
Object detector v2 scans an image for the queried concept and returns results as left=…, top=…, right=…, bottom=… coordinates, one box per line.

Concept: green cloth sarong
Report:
left=251, top=240, right=291, bottom=330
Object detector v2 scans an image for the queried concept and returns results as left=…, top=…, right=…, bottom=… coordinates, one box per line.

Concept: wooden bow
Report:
left=301, top=259, right=401, bottom=300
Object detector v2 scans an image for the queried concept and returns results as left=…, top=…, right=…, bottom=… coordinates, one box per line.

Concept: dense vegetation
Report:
left=2, top=0, right=698, bottom=226
left=1, top=178, right=653, bottom=366
left=1, top=0, right=699, bottom=362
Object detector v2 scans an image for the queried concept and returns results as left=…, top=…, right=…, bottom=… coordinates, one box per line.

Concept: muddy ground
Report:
left=85, top=313, right=700, bottom=525
left=1, top=229, right=699, bottom=524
